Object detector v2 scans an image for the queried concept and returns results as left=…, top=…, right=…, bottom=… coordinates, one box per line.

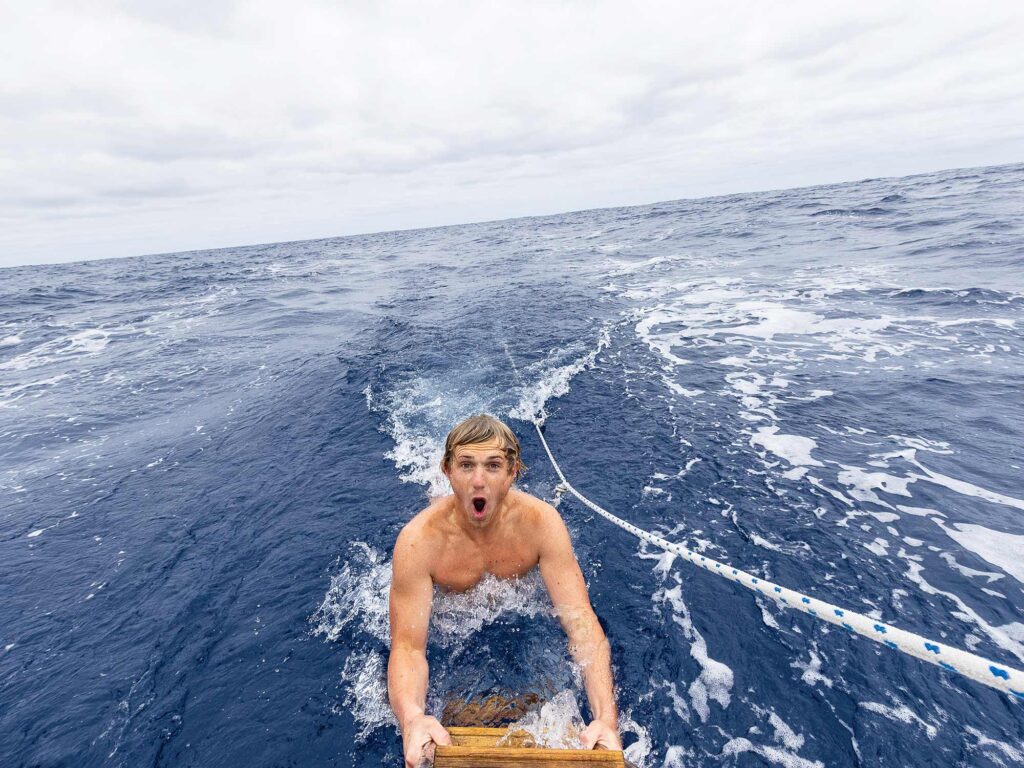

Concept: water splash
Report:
left=501, top=690, right=586, bottom=748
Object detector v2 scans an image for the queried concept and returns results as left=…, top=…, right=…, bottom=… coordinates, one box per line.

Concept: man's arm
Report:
left=537, top=505, right=621, bottom=750
left=388, top=524, right=451, bottom=768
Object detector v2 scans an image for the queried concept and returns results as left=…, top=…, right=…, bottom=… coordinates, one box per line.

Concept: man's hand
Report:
left=401, top=713, right=452, bottom=768
left=580, top=719, right=621, bottom=751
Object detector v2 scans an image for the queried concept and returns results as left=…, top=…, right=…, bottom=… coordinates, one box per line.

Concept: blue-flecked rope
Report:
left=528, top=420, right=1024, bottom=701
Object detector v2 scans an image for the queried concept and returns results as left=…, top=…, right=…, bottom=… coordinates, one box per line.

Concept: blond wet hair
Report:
left=441, top=414, right=526, bottom=480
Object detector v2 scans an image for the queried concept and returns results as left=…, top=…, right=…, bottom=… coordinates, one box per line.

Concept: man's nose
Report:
left=471, top=467, right=486, bottom=486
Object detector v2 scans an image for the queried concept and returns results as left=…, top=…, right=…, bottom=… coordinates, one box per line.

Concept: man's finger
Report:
left=581, top=722, right=621, bottom=751
left=429, top=722, right=453, bottom=746
left=595, top=733, right=619, bottom=750
left=407, top=733, right=430, bottom=768
left=580, top=728, right=597, bottom=750
left=599, top=731, right=623, bottom=751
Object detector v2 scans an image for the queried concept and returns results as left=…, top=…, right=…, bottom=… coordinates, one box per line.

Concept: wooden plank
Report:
left=447, top=727, right=536, bottom=748
left=435, top=746, right=624, bottom=768
left=437, top=728, right=625, bottom=768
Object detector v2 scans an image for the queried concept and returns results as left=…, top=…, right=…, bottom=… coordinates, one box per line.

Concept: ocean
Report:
left=1, top=162, right=1022, bottom=767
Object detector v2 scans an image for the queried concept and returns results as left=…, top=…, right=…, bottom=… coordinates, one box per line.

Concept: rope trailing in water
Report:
left=528, top=420, right=1024, bottom=700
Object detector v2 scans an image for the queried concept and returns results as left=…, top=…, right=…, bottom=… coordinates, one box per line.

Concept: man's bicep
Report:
left=537, top=508, right=592, bottom=614
left=389, top=532, right=434, bottom=652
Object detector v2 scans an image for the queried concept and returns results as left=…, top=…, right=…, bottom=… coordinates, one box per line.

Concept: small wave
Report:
left=339, top=650, right=397, bottom=741
left=890, top=286, right=1021, bottom=307
left=312, top=545, right=555, bottom=648
left=719, top=736, right=823, bottom=768
left=364, top=324, right=612, bottom=499
left=501, top=690, right=585, bottom=748
left=0, top=328, right=111, bottom=371
left=809, top=208, right=854, bottom=217
left=311, top=542, right=391, bottom=643
left=365, top=376, right=488, bottom=497
left=811, top=206, right=891, bottom=217
left=509, top=327, right=610, bottom=425
left=431, top=571, right=552, bottom=645
left=0, top=373, right=71, bottom=408
left=643, top=549, right=734, bottom=725
left=936, top=522, right=1024, bottom=586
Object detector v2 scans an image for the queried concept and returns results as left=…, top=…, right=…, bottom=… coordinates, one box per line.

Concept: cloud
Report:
left=106, top=125, right=263, bottom=163
left=1, top=0, right=1022, bottom=266
left=111, top=0, right=239, bottom=35
left=97, top=178, right=197, bottom=200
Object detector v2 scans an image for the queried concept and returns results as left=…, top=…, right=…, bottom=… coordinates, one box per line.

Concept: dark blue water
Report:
left=2, top=163, right=1023, bottom=767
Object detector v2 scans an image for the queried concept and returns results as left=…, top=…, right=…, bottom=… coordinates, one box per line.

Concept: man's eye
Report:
left=488, top=464, right=500, bottom=470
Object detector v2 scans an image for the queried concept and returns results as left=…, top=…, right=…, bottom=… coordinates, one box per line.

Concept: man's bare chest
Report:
left=431, top=538, right=540, bottom=593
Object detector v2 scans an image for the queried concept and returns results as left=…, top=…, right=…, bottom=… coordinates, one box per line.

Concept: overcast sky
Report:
left=2, top=0, right=1022, bottom=268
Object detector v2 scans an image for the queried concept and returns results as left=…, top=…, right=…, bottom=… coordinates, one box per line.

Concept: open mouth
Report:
left=472, top=497, right=486, bottom=514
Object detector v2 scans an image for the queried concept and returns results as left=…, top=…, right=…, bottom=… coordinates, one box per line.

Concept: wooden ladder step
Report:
left=435, top=727, right=625, bottom=768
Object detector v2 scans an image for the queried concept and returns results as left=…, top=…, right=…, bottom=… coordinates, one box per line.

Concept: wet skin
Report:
left=387, top=440, right=621, bottom=768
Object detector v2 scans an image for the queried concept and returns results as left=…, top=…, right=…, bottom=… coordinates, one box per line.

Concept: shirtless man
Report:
left=388, top=414, right=621, bottom=768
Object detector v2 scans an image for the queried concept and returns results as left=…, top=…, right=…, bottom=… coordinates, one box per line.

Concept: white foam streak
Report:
left=430, top=571, right=552, bottom=646
left=836, top=466, right=913, bottom=497
left=751, top=427, right=823, bottom=467
left=340, top=650, right=396, bottom=740
left=898, top=549, right=1024, bottom=663
left=769, top=712, right=805, bottom=752
left=619, top=710, right=652, bottom=768
left=311, top=543, right=391, bottom=643
left=659, top=584, right=733, bottom=723
left=510, top=327, right=611, bottom=425
left=0, top=373, right=71, bottom=408
left=896, top=505, right=944, bottom=518
left=860, top=701, right=937, bottom=739
left=720, top=737, right=823, bottom=768
left=790, top=649, right=833, bottom=689
left=910, top=463, right=1024, bottom=512
left=0, top=328, right=111, bottom=371
left=502, top=690, right=585, bottom=749
left=965, top=725, right=1024, bottom=764
left=936, top=522, right=1024, bottom=585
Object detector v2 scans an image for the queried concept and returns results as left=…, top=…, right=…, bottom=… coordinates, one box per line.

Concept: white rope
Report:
left=528, top=419, right=1024, bottom=700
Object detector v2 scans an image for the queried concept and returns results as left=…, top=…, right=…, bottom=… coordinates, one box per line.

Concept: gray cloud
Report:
left=106, top=125, right=264, bottom=163
left=12, top=193, right=86, bottom=209
left=111, top=0, right=239, bottom=35
left=1, top=0, right=1022, bottom=267
left=0, top=87, right=134, bottom=120
left=98, top=178, right=197, bottom=200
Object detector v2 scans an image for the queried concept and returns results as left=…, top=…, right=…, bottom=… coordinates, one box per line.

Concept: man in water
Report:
left=388, top=414, right=620, bottom=768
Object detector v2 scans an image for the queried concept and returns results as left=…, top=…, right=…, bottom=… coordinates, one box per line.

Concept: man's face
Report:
left=444, top=439, right=515, bottom=527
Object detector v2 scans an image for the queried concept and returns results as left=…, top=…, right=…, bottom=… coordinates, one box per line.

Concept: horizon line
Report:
left=5, top=158, right=1021, bottom=273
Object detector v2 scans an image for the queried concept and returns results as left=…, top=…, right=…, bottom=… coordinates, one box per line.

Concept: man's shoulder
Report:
left=391, top=499, right=451, bottom=582
left=394, top=497, right=450, bottom=550
left=511, top=491, right=574, bottom=561
left=512, top=490, right=564, bottom=530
